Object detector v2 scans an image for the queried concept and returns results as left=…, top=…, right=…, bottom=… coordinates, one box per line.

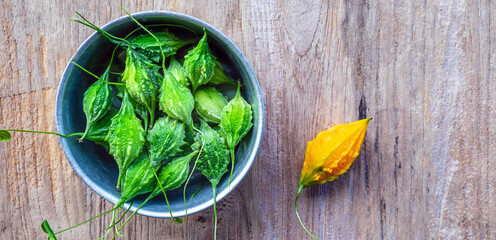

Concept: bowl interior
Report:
left=56, top=12, right=263, bottom=217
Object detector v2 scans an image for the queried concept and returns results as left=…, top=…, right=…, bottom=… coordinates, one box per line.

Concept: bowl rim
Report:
left=56, top=10, right=264, bottom=218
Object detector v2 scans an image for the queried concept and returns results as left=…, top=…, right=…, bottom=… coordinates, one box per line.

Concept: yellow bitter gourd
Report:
left=295, top=118, right=371, bottom=239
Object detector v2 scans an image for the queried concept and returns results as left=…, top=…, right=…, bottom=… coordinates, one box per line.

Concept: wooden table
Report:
left=1, top=1, right=495, bottom=239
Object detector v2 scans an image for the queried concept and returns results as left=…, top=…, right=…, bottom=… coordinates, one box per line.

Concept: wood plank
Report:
left=0, top=0, right=495, bottom=239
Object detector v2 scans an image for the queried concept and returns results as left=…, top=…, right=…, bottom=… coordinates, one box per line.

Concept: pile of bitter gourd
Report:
left=1, top=8, right=253, bottom=240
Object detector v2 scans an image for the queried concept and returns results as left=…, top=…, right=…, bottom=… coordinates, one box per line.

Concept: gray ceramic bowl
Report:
left=56, top=11, right=263, bottom=218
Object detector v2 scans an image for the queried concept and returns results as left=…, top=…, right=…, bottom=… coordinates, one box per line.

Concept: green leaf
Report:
left=183, top=29, right=216, bottom=92
left=219, top=83, right=253, bottom=184
left=159, top=70, right=195, bottom=130
left=80, top=71, right=113, bottom=140
left=196, top=121, right=230, bottom=186
left=147, top=116, right=186, bottom=167
left=174, top=218, right=184, bottom=224
left=0, top=130, right=11, bottom=142
left=194, top=86, right=228, bottom=124
left=122, top=49, right=158, bottom=126
left=117, top=152, right=159, bottom=207
left=129, top=30, right=196, bottom=61
left=149, top=150, right=199, bottom=198
left=41, top=220, right=57, bottom=240
left=106, top=93, right=146, bottom=190
left=168, top=56, right=190, bottom=88
left=208, top=61, right=235, bottom=86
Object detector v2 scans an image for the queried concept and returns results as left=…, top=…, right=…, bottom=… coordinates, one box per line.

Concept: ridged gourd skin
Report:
left=208, top=60, right=235, bottom=86
left=168, top=56, right=190, bottom=88
left=219, top=83, right=253, bottom=184
left=122, top=49, right=158, bottom=125
left=117, top=153, right=159, bottom=207
left=219, top=84, right=253, bottom=150
left=196, top=120, right=230, bottom=187
left=299, top=118, right=372, bottom=187
left=116, top=85, right=150, bottom=130
left=147, top=116, right=187, bottom=167
left=149, top=150, right=199, bottom=198
left=83, top=107, right=118, bottom=148
left=194, top=86, right=228, bottom=124
left=105, top=93, right=146, bottom=190
left=159, top=70, right=195, bottom=130
left=295, top=119, right=371, bottom=240
left=128, top=30, right=196, bottom=61
left=81, top=73, right=113, bottom=140
left=195, top=120, right=231, bottom=240
left=183, top=29, right=216, bottom=92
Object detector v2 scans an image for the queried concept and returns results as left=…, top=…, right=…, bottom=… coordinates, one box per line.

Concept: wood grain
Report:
left=1, top=0, right=495, bottom=239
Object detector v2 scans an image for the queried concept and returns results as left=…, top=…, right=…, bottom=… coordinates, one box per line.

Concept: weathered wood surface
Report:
left=1, top=0, right=495, bottom=239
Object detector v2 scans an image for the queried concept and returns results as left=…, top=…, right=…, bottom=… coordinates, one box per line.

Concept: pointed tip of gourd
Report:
left=169, top=55, right=177, bottom=66
left=235, top=82, right=241, bottom=97
left=198, top=28, right=208, bottom=45
left=79, top=129, right=90, bottom=143
left=116, top=174, right=123, bottom=191
left=356, top=118, right=372, bottom=125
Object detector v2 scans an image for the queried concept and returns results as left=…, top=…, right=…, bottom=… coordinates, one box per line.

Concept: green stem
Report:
left=97, top=209, right=117, bottom=240
left=54, top=206, right=119, bottom=235
left=71, top=12, right=131, bottom=46
left=149, top=108, right=155, bottom=130
left=71, top=62, right=125, bottom=86
left=189, top=176, right=205, bottom=202
left=183, top=125, right=205, bottom=220
left=114, top=213, right=124, bottom=237
left=212, top=184, right=218, bottom=240
left=107, top=45, right=120, bottom=70
left=116, top=167, right=124, bottom=190
left=4, top=129, right=82, bottom=138
left=79, top=121, right=92, bottom=142
left=118, top=5, right=166, bottom=72
left=112, top=199, right=149, bottom=240
left=228, top=148, right=235, bottom=186
left=143, top=116, right=149, bottom=133
left=71, top=19, right=121, bottom=46
left=106, top=201, right=132, bottom=231
left=295, top=185, right=320, bottom=240
left=111, top=204, right=124, bottom=237
left=152, top=168, right=175, bottom=221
